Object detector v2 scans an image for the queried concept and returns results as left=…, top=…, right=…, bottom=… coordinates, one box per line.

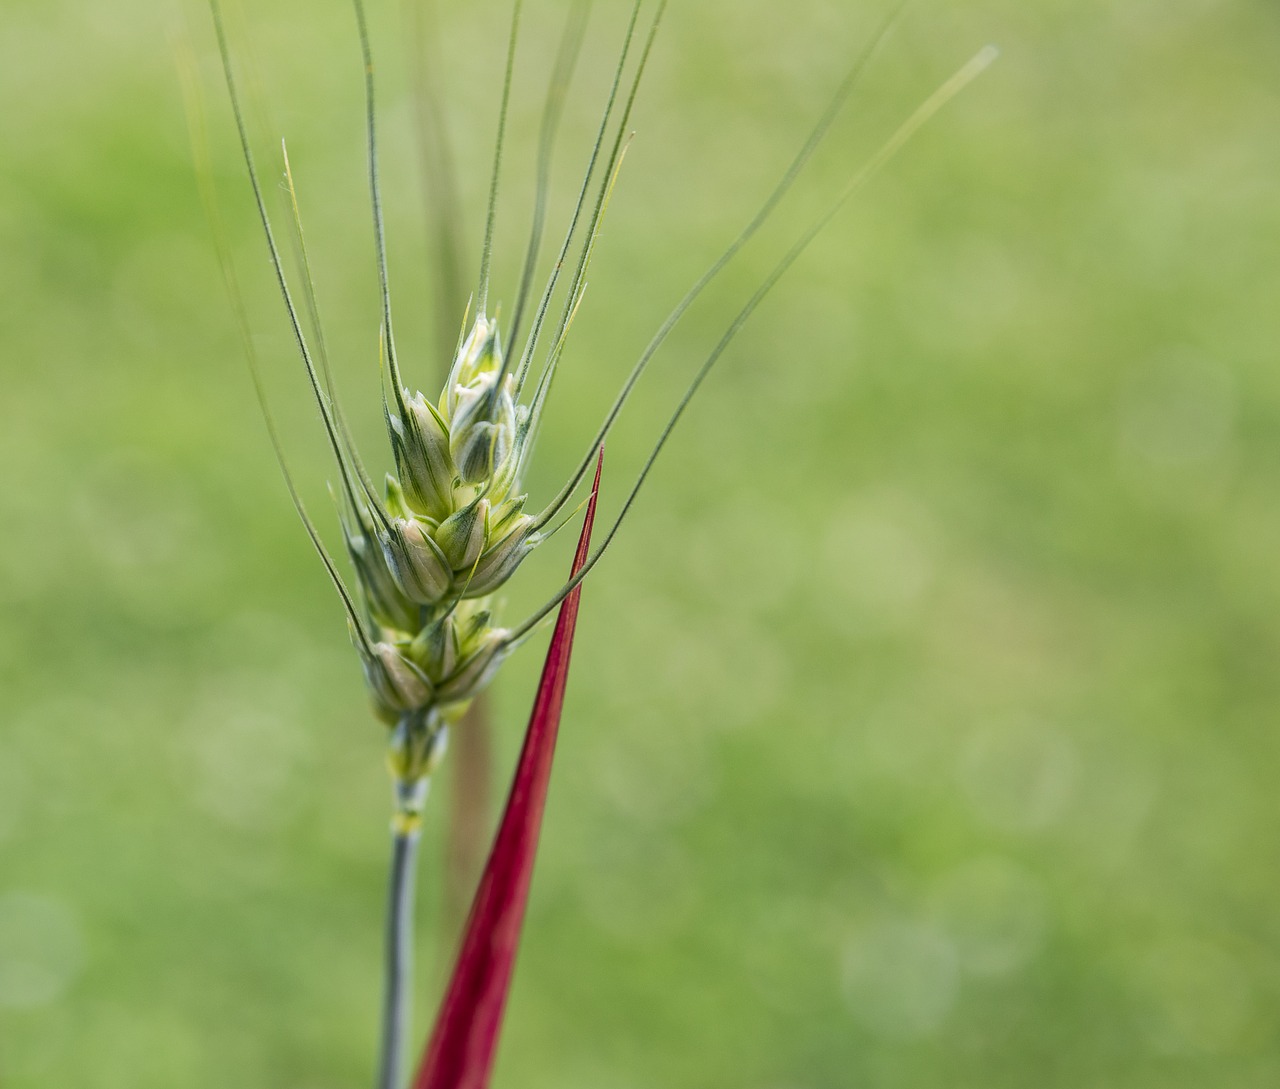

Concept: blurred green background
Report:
left=3, top=0, right=1279, bottom=1085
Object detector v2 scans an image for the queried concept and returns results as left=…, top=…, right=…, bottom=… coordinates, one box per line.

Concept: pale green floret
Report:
left=436, top=498, right=489, bottom=572
left=362, top=640, right=433, bottom=725
left=434, top=627, right=510, bottom=704
left=378, top=516, right=443, bottom=602
left=449, top=380, right=516, bottom=484
left=344, top=514, right=418, bottom=634
left=410, top=617, right=456, bottom=683
left=464, top=518, right=539, bottom=598
left=391, top=395, right=454, bottom=521
left=448, top=338, right=518, bottom=485
left=444, top=315, right=501, bottom=416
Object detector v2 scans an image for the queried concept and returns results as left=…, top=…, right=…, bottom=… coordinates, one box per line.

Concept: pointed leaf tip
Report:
left=414, top=445, right=604, bottom=1089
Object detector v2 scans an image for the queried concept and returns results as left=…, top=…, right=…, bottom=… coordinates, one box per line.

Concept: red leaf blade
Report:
left=414, top=448, right=604, bottom=1089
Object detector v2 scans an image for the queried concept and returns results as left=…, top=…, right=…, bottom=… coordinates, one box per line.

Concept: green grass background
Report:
left=2, top=0, right=1279, bottom=1085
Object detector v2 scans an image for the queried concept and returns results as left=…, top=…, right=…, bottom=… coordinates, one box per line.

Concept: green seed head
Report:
left=341, top=313, right=551, bottom=753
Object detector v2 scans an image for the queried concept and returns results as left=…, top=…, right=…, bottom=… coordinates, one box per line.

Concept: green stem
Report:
left=376, top=780, right=428, bottom=1089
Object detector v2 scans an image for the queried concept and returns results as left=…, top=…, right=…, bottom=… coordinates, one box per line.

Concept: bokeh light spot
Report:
left=0, top=891, right=85, bottom=1009
left=959, top=721, right=1077, bottom=834
left=842, top=920, right=959, bottom=1039
left=932, top=856, right=1048, bottom=977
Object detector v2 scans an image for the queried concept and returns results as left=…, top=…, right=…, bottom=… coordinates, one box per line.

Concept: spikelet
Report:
left=340, top=317, right=542, bottom=780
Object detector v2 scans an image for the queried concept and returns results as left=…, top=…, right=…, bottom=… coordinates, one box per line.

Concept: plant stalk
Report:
left=377, top=781, right=428, bottom=1089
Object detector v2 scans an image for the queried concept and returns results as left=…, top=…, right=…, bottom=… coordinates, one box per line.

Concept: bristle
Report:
left=505, top=0, right=591, bottom=365
left=512, top=0, right=645, bottom=394
left=353, top=0, right=412, bottom=417
left=405, top=0, right=469, bottom=376
left=543, top=1, right=666, bottom=368
left=476, top=0, right=524, bottom=316
left=213, top=1, right=373, bottom=536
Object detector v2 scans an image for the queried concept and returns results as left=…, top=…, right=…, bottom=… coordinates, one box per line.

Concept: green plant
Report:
left=197, top=2, right=993, bottom=1085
